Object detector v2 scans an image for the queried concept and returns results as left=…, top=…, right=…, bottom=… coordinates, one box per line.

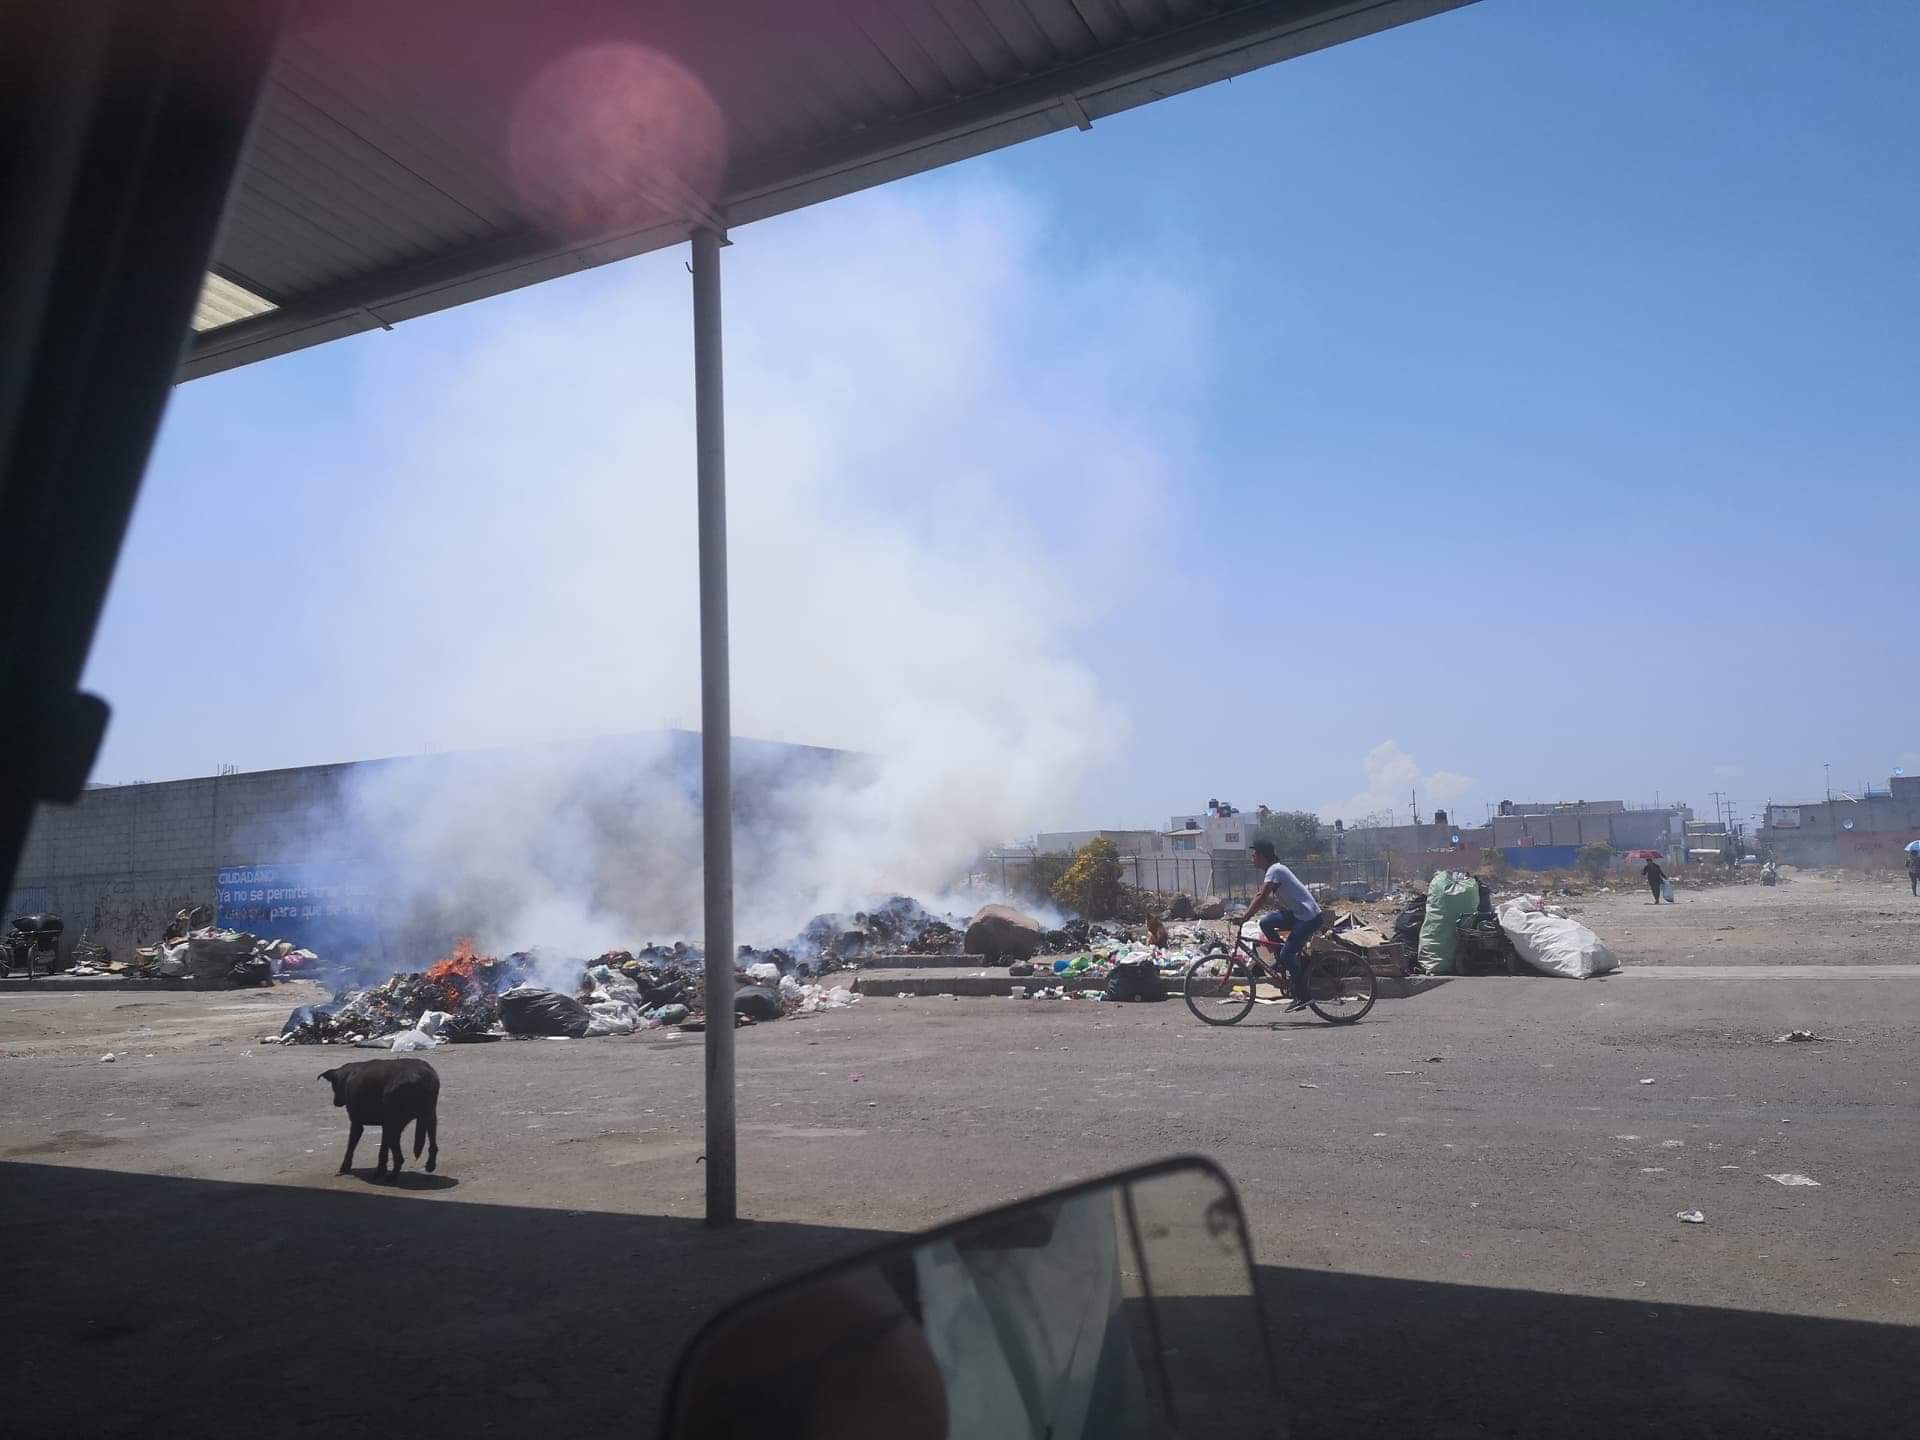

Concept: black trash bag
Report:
left=498, top=986, right=591, bottom=1038
left=1104, top=959, right=1168, bottom=1003
left=280, top=1004, right=336, bottom=1040
left=229, top=955, right=274, bottom=987
left=1007, top=961, right=1035, bottom=977
left=1391, top=898, right=1427, bottom=948
left=636, top=972, right=691, bottom=1009
left=734, top=986, right=782, bottom=1022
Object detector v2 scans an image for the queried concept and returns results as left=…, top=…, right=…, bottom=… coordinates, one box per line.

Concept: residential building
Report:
left=1758, top=775, right=1920, bottom=867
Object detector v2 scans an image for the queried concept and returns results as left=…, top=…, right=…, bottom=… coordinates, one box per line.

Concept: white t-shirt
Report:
left=1263, top=862, right=1321, bottom=921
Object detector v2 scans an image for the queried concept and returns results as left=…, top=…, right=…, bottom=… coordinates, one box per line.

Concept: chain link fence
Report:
left=972, top=851, right=1394, bottom=914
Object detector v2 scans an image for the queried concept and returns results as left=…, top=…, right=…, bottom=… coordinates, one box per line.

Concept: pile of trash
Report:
left=131, top=906, right=320, bottom=987
left=781, top=896, right=963, bottom=970
left=267, top=933, right=863, bottom=1048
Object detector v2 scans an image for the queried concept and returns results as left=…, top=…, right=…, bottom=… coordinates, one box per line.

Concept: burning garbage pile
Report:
left=259, top=899, right=967, bottom=1048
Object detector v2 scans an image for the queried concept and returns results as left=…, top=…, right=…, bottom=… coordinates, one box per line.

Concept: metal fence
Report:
left=972, top=852, right=1393, bottom=913
left=1194, top=856, right=1392, bottom=904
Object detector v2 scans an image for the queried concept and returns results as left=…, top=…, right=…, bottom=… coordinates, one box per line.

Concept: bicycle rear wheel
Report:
left=1305, top=949, right=1377, bottom=1024
left=1183, top=950, right=1257, bottom=1025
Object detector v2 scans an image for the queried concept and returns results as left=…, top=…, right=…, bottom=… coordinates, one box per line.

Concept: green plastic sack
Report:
left=1417, top=870, right=1480, bottom=975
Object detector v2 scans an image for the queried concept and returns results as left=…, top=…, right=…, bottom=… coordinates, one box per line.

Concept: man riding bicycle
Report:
left=1237, top=839, right=1322, bottom=1012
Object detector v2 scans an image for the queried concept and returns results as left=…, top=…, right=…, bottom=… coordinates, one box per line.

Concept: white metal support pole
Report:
left=691, top=227, right=735, bottom=1226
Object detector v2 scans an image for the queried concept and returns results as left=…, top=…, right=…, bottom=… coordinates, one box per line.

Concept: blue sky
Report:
left=91, top=0, right=1918, bottom=842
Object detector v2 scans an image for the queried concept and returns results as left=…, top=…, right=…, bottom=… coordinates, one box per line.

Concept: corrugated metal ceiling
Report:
left=187, top=0, right=1472, bottom=379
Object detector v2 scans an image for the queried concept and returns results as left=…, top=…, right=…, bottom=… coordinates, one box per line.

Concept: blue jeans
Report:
left=1259, top=909, right=1322, bottom=996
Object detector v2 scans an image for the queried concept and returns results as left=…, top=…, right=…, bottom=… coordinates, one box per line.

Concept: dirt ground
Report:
left=3, top=877, right=1917, bottom=1437
left=1571, top=866, right=1919, bottom=966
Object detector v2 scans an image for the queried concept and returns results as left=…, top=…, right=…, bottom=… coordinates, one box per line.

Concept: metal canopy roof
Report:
left=185, top=0, right=1469, bottom=380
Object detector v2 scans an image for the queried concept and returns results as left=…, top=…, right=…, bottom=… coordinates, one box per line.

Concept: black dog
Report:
left=318, top=1058, right=440, bottom=1179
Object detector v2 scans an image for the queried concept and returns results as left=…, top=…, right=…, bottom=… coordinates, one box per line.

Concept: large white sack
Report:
left=1496, top=897, right=1618, bottom=979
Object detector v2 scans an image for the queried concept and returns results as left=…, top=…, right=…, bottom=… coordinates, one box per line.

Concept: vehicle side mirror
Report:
left=662, top=1156, right=1280, bottom=1439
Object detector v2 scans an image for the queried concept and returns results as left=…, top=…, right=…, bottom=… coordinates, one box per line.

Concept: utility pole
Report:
left=1824, top=763, right=1831, bottom=801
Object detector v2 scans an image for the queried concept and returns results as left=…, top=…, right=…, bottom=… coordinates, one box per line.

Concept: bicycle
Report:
left=1182, top=926, right=1377, bottom=1026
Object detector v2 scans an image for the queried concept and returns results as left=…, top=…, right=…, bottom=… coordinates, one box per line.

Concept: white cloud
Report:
left=1326, top=741, right=1473, bottom=826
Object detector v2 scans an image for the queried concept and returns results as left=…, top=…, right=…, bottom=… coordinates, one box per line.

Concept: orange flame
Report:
left=425, top=937, right=492, bottom=983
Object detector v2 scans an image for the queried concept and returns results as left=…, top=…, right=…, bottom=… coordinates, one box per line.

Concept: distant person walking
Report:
left=1642, top=856, right=1669, bottom=904
left=1906, top=838, right=1920, bottom=897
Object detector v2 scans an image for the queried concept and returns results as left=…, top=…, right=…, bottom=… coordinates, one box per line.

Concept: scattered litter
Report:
left=1640, top=1167, right=1667, bottom=1173
left=1719, top=1165, right=1741, bottom=1171
left=1765, top=1173, right=1821, bottom=1187
left=1298, top=1083, right=1319, bottom=1090
left=1387, top=1070, right=1415, bottom=1076
left=1676, top=1209, right=1706, bottom=1224
left=1774, top=1031, right=1826, bottom=1044
left=1779, top=1119, right=1792, bottom=1124
left=1659, top=1140, right=1685, bottom=1148
left=99, top=1053, right=116, bottom=1064
left=1425, top=1056, right=1445, bottom=1064
left=849, top=1073, right=863, bottom=1082
left=1639, top=1078, right=1656, bottom=1085
left=1614, top=1135, right=1640, bottom=1141
left=1372, top=1132, right=1388, bottom=1137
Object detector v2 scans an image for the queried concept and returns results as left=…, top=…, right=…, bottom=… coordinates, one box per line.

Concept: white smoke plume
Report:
left=315, top=180, right=1204, bottom=957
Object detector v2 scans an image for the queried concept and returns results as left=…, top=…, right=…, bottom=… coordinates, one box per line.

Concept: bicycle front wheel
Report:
left=1183, top=950, right=1257, bottom=1026
left=1305, top=949, right=1378, bottom=1024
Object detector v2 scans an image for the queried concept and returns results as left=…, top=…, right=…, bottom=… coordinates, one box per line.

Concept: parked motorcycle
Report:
left=662, top=1156, right=1281, bottom=1439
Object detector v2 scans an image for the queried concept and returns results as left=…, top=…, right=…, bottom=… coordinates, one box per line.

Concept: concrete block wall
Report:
left=6, top=733, right=853, bottom=962
left=5, top=764, right=356, bottom=957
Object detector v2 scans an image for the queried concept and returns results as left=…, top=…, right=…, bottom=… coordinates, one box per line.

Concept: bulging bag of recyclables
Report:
left=1417, top=871, right=1480, bottom=975
left=1496, top=895, right=1618, bottom=979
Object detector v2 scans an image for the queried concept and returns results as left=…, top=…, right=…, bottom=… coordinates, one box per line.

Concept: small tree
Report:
left=1577, top=842, right=1614, bottom=881
left=1052, top=837, right=1124, bottom=920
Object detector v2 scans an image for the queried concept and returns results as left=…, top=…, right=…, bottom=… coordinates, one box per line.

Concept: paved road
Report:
left=4, top=931, right=1916, bottom=1438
